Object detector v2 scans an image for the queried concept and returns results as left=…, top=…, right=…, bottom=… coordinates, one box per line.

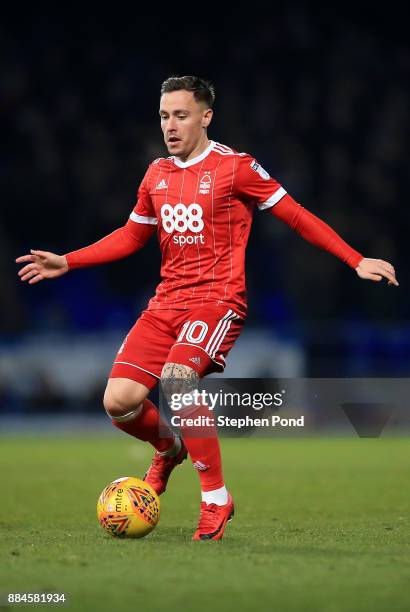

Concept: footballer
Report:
left=16, top=76, right=398, bottom=540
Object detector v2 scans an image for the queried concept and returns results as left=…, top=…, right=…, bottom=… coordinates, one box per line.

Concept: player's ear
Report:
left=202, top=108, right=213, bottom=128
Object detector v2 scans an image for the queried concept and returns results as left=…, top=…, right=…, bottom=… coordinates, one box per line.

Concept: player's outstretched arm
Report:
left=270, top=195, right=399, bottom=287
left=16, top=250, right=68, bottom=285
left=16, top=221, right=155, bottom=284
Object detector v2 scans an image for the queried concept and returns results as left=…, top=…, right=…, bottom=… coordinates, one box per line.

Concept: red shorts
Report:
left=109, top=305, right=244, bottom=389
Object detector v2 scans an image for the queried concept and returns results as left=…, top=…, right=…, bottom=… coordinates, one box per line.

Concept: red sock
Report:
left=112, top=398, right=175, bottom=454
left=179, top=403, right=224, bottom=492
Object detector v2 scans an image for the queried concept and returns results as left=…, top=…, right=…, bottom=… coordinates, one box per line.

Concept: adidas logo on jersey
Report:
left=156, top=179, right=168, bottom=190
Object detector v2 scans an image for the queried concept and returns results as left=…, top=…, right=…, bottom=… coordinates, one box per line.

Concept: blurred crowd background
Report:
left=1, top=5, right=409, bottom=414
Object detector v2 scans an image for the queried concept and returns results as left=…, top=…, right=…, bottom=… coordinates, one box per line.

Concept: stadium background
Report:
left=1, top=6, right=409, bottom=612
left=2, top=6, right=408, bottom=414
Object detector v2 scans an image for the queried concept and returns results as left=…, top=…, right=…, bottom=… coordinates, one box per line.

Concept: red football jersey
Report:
left=131, top=140, right=287, bottom=318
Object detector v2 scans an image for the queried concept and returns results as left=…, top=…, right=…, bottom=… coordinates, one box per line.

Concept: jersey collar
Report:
left=171, top=140, right=215, bottom=168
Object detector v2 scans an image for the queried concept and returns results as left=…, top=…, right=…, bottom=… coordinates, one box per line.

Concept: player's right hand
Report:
left=15, top=250, right=69, bottom=284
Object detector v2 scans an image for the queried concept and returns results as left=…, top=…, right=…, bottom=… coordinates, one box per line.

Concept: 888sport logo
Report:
left=161, top=203, right=205, bottom=246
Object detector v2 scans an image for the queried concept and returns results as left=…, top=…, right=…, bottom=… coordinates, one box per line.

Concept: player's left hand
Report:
left=355, top=258, right=399, bottom=286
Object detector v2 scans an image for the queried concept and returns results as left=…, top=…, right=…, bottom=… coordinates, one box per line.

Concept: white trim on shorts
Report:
left=113, top=361, right=160, bottom=379
left=171, top=342, right=225, bottom=371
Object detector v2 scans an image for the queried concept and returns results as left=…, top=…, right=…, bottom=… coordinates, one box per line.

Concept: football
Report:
left=97, top=477, right=160, bottom=538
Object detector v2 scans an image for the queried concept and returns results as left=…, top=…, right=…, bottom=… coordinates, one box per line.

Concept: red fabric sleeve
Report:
left=234, top=153, right=286, bottom=208
left=65, top=220, right=155, bottom=269
left=269, top=194, right=363, bottom=269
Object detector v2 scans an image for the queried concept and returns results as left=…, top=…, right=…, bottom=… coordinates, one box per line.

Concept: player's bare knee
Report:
left=103, top=387, right=143, bottom=421
left=160, top=362, right=199, bottom=402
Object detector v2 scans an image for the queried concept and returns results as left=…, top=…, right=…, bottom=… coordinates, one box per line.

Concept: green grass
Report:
left=1, top=435, right=410, bottom=612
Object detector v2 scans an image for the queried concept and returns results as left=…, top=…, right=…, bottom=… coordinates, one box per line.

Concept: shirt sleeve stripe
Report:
left=129, top=211, right=158, bottom=225
left=258, top=187, right=287, bottom=210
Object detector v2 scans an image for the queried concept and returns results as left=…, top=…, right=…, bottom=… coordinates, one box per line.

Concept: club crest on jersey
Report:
left=250, top=160, right=270, bottom=180
left=199, top=171, right=212, bottom=194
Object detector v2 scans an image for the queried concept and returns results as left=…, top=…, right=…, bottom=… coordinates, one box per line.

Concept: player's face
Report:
left=159, top=90, right=213, bottom=160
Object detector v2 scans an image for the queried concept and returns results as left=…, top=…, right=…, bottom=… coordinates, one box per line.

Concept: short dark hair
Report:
left=161, top=76, right=215, bottom=108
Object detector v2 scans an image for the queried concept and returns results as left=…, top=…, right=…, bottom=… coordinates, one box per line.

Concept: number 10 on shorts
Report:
left=177, top=320, right=209, bottom=344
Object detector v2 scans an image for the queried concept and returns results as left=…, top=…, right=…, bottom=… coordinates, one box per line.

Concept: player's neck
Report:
left=178, top=136, right=211, bottom=163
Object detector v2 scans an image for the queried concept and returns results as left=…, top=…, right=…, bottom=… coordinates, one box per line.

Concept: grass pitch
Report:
left=1, top=434, right=410, bottom=612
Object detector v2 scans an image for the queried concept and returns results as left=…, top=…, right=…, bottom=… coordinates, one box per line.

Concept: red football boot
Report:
left=192, top=493, right=235, bottom=540
left=143, top=440, right=187, bottom=496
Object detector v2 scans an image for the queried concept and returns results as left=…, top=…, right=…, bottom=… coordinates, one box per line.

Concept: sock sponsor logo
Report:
left=193, top=460, right=210, bottom=471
